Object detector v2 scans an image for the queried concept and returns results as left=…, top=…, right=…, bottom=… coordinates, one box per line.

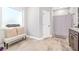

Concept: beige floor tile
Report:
left=5, top=37, right=72, bottom=51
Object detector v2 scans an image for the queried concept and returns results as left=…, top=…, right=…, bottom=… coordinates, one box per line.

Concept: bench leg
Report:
left=4, top=42, right=5, bottom=47
left=25, top=36, right=26, bottom=40
left=4, top=42, right=8, bottom=49
left=23, top=36, right=26, bottom=40
left=6, top=43, right=8, bottom=49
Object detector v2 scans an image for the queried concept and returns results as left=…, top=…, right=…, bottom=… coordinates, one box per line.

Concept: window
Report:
left=2, top=7, right=23, bottom=27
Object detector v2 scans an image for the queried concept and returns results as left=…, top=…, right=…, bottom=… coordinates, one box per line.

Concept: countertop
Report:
left=70, top=27, right=79, bottom=32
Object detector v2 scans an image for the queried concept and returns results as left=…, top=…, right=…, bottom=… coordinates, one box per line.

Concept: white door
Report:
left=42, top=10, right=51, bottom=38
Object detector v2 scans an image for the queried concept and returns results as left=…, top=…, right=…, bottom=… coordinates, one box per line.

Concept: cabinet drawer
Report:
left=74, top=37, right=78, bottom=50
left=74, top=31, right=78, bottom=36
left=69, top=29, right=79, bottom=51
left=69, top=29, right=78, bottom=37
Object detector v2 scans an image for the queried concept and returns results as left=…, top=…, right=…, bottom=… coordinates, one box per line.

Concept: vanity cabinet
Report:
left=69, top=29, right=79, bottom=51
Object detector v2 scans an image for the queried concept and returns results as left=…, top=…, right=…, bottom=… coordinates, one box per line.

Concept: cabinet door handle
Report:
left=48, top=25, right=50, bottom=27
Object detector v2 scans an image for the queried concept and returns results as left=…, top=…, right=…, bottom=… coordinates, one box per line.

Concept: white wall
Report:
left=51, top=8, right=54, bottom=36
left=26, top=7, right=41, bottom=38
left=53, top=8, right=69, bottom=16
left=23, top=7, right=79, bottom=39
left=52, top=7, right=78, bottom=27
left=24, top=8, right=28, bottom=34
left=71, top=8, right=78, bottom=27
left=25, top=7, right=54, bottom=38
left=52, top=7, right=78, bottom=37
left=0, top=7, right=2, bottom=27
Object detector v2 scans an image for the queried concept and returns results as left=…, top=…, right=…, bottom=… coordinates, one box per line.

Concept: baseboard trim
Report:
left=26, top=35, right=42, bottom=40
left=26, top=35, right=52, bottom=40
left=42, top=35, right=52, bottom=39
left=55, top=35, right=66, bottom=39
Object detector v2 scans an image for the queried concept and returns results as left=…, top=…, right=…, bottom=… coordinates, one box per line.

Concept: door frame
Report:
left=41, top=8, right=52, bottom=38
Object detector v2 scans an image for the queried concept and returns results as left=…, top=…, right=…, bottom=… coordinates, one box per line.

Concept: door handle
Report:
left=48, top=25, right=50, bottom=27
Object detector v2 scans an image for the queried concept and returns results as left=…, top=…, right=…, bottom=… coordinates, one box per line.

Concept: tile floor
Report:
left=5, top=37, right=72, bottom=51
